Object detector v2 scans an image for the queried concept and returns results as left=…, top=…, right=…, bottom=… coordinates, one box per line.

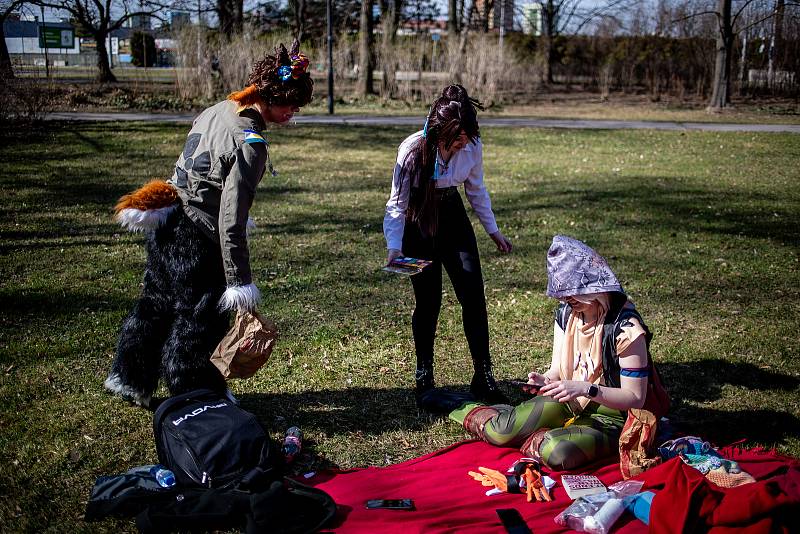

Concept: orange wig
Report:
left=227, top=84, right=263, bottom=112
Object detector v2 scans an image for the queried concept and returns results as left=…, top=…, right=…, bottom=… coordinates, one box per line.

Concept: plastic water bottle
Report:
left=282, top=426, right=302, bottom=463
left=150, top=465, right=176, bottom=488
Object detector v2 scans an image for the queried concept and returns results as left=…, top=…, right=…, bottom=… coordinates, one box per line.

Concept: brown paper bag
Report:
left=618, top=408, right=662, bottom=479
left=211, top=311, right=278, bottom=379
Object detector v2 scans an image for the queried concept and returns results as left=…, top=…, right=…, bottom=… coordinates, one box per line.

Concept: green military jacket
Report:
left=168, top=100, right=269, bottom=288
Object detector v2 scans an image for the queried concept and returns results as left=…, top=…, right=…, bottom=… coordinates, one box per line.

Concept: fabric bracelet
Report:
left=620, top=368, right=649, bottom=378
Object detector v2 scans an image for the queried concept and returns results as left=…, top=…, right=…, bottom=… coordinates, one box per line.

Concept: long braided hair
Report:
left=401, top=84, right=484, bottom=236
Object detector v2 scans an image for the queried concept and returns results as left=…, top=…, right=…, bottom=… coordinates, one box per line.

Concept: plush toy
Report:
left=468, top=461, right=552, bottom=503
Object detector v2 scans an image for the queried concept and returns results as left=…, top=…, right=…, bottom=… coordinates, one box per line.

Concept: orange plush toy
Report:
left=468, top=461, right=552, bottom=503
left=521, top=462, right=552, bottom=502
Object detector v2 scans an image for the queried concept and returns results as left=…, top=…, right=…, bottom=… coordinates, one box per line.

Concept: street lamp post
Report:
left=327, top=0, right=334, bottom=115
left=40, top=5, right=50, bottom=77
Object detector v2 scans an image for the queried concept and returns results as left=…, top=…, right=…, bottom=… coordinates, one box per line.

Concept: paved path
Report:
left=46, top=111, right=800, bottom=133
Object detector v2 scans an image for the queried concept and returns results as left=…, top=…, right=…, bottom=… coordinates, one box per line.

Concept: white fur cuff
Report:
left=104, top=373, right=151, bottom=407
left=218, top=283, right=261, bottom=312
left=115, top=205, right=177, bottom=233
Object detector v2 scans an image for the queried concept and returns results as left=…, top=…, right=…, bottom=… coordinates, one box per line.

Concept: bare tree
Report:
left=449, top=0, right=477, bottom=81
left=706, top=0, right=734, bottom=108
left=217, top=0, right=242, bottom=37
left=33, top=0, right=161, bottom=82
left=288, top=0, right=307, bottom=40
left=448, top=0, right=458, bottom=33
left=675, top=0, right=795, bottom=109
left=768, top=0, right=784, bottom=83
left=378, top=0, right=402, bottom=97
left=1, top=0, right=26, bottom=78
left=358, top=0, right=375, bottom=95
left=532, top=1, right=630, bottom=85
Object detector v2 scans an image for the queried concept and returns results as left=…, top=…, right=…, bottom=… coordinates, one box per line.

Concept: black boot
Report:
left=470, top=367, right=509, bottom=405
left=414, top=365, right=435, bottom=406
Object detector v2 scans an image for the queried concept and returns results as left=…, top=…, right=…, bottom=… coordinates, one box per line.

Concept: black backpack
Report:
left=153, top=389, right=282, bottom=490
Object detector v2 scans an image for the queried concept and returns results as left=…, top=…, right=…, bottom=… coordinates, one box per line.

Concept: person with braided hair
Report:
left=383, top=85, right=513, bottom=406
left=104, top=41, right=312, bottom=407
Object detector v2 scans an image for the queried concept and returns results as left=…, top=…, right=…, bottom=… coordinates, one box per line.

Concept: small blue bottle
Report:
left=150, top=465, right=176, bottom=488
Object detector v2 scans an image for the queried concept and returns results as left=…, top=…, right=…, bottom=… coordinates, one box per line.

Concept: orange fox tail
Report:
left=114, top=180, right=179, bottom=232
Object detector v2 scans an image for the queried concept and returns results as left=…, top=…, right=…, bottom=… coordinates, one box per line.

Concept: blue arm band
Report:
left=620, top=368, right=650, bottom=378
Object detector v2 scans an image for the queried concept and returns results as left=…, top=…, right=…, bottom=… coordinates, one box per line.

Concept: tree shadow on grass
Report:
left=237, top=387, right=438, bottom=471
left=493, top=180, right=799, bottom=246
left=239, top=387, right=426, bottom=438
left=659, top=359, right=800, bottom=448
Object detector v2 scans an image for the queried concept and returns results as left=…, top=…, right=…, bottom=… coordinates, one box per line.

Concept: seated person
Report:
left=450, top=235, right=655, bottom=471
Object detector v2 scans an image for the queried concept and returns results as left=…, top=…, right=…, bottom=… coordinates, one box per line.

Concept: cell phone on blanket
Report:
left=496, top=508, right=533, bottom=534
left=365, top=498, right=415, bottom=510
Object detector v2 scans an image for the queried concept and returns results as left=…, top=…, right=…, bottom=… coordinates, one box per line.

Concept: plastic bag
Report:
left=210, top=311, right=277, bottom=379
left=554, top=480, right=644, bottom=534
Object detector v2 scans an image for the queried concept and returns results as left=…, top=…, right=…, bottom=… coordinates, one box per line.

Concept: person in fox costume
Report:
left=104, top=41, right=313, bottom=407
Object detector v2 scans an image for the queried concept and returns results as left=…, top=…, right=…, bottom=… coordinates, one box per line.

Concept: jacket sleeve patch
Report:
left=191, top=151, right=212, bottom=176
left=183, top=133, right=202, bottom=158
left=243, top=129, right=267, bottom=145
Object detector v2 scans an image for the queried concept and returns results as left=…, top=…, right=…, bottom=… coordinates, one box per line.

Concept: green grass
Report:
left=1, top=121, right=799, bottom=531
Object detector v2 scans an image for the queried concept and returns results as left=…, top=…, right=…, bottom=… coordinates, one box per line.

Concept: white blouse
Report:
left=383, top=131, right=500, bottom=251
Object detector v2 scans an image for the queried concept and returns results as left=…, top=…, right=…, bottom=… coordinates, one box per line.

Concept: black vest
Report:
left=554, top=294, right=653, bottom=389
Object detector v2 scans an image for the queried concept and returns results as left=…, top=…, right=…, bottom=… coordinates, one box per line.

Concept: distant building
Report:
left=492, top=0, right=514, bottom=32
left=3, top=18, right=80, bottom=66
left=521, top=2, right=542, bottom=36
left=169, top=11, right=191, bottom=28
left=397, top=17, right=446, bottom=36
left=127, top=14, right=152, bottom=30
left=4, top=17, right=173, bottom=67
left=475, top=0, right=514, bottom=32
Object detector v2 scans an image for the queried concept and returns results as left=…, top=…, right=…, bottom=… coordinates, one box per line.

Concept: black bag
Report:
left=153, top=389, right=281, bottom=490
left=86, top=466, right=338, bottom=534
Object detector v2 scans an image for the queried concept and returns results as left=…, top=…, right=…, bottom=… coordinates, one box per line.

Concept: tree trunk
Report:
left=450, top=1, right=477, bottom=83
left=768, top=0, right=785, bottom=86
left=0, top=19, right=14, bottom=79
left=480, top=1, right=493, bottom=32
left=707, top=0, right=732, bottom=110
left=539, top=34, right=553, bottom=84
left=448, top=0, right=458, bottom=34
left=94, top=32, right=117, bottom=83
left=379, top=0, right=401, bottom=99
left=290, top=0, right=307, bottom=41
left=217, top=0, right=243, bottom=37
left=537, top=1, right=556, bottom=85
left=358, top=0, right=374, bottom=96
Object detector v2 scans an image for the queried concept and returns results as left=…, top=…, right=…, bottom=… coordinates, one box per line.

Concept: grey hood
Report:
left=546, top=235, right=624, bottom=298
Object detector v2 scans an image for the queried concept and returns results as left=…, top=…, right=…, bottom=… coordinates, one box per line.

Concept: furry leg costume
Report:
left=106, top=184, right=229, bottom=407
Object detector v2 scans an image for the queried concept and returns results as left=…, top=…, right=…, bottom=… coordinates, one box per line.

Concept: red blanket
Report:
left=304, top=441, right=799, bottom=533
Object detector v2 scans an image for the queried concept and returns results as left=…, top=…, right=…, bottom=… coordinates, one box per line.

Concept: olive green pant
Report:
left=450, top=396, right=626, bottom=471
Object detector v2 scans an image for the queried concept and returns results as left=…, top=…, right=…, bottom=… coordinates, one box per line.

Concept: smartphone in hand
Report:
left=510, top=379, right=542, bottom=391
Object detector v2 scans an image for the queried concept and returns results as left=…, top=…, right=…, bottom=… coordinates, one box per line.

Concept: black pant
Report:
left=110, top=208, right=229, bottom=398
left=402, top=188, right=492, bottom=390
